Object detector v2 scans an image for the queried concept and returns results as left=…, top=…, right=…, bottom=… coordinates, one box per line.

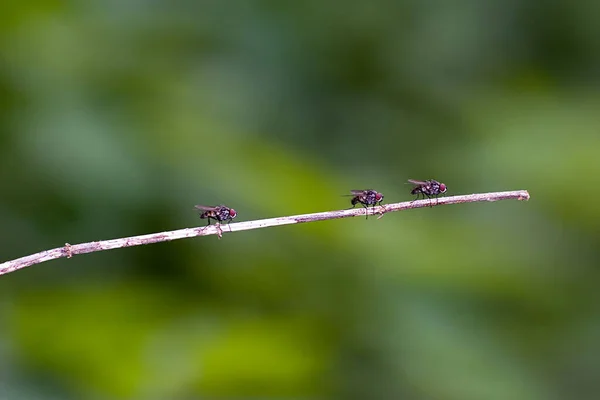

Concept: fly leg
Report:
left=376, top=201, right=384, bottom=218
left=411, top=192, right=421, bottom=203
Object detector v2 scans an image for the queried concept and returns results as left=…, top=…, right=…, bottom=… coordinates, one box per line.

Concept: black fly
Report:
left=408, top=179, right=447, bottom=206
left=346, top=190, right=384, bottom=219
left=195, top=205, right=237, bottom=225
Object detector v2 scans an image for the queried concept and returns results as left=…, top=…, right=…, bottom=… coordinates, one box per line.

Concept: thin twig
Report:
left=0, top=190, right=529, bottom=276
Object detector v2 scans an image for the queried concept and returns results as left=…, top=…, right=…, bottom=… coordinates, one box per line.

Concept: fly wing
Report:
left=407, top=179, right=427, bottom=186
left=194, top=205, right=218, bottom=211
left=349, top=190, right=371, bottom=195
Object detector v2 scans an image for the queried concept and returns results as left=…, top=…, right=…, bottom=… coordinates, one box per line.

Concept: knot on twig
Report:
left=64, top=243, right=73, bottom=258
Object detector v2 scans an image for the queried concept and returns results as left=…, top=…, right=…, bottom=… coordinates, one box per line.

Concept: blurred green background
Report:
left=1, top=0, right=599, bottom=399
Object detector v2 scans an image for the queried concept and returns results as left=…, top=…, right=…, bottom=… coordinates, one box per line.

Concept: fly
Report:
left=408, top=179, right=447, bottom=206
left=346, top=190, right=384, bottom=219
left=194, top=205, right=237, bottom=225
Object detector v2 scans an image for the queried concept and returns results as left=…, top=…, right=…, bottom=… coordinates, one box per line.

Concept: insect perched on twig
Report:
left=345, top=190, right=385, bottom=219
left=194, top=205, right=237, bottom=237
left=408, top=179, right=447, bottom=206
left=195, top=205, right=237, bottom=225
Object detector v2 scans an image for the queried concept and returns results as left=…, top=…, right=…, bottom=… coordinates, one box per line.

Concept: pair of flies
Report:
left=348, top=179, right=447, bottom=218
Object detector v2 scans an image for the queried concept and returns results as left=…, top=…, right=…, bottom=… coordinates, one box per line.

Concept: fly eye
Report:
left=439, top=184, right=447, bottom=192
left=376, top=194, right=383, bottom=200
left=229, top=209, right=237, bottom=217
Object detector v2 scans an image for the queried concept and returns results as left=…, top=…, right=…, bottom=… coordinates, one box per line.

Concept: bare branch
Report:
left=0, top=190, right=529, bottom=276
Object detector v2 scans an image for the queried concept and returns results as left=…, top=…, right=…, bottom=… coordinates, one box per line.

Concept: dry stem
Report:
left=0, top=190, right=529, bottom=277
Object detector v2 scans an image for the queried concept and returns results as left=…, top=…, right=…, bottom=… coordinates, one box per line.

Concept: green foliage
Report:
left=1, top=0, right=599, bottom=399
